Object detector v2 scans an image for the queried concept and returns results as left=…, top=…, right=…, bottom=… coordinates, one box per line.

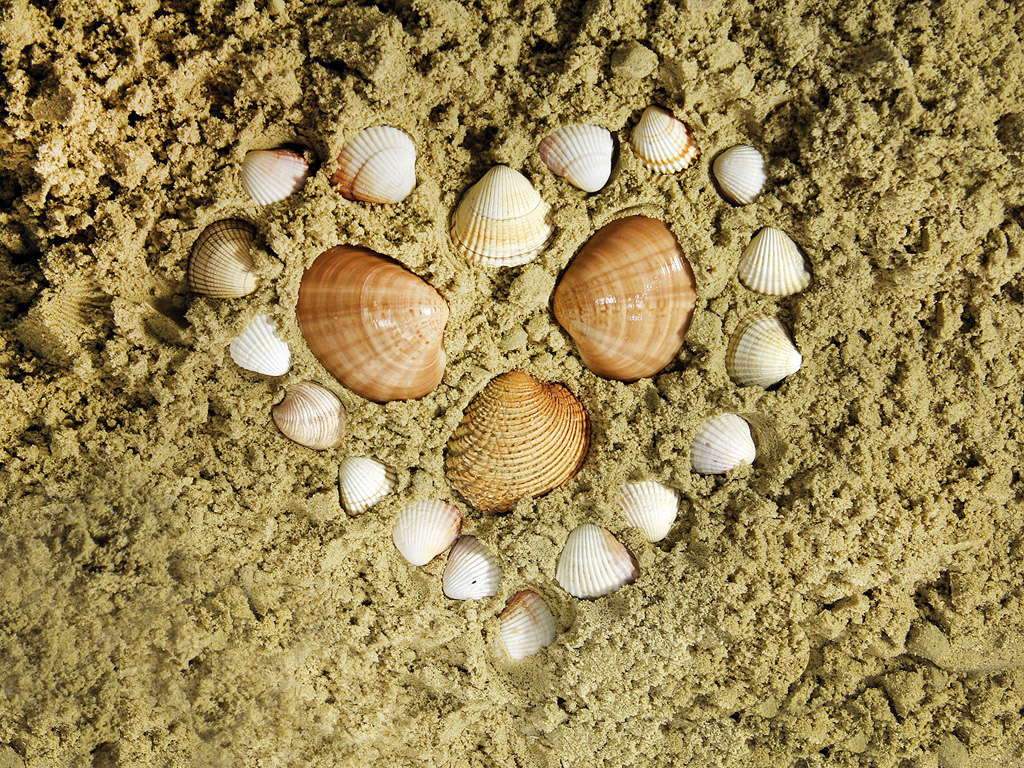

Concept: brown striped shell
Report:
left=188, top=219, right=259, bottom=298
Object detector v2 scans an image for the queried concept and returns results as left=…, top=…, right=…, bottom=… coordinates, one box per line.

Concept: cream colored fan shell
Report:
left=712, top=145, right=767, bottom=205
left=392, top=500, right=462, bottom=566
left=442, top=536, right=502, bottom=600
left=240, top=148, right=310, bottom=205
left=690, top=413, right=757, bottom=475
left=555, top=523, right=638, bottom=599
left=229, top=314, right=291, bottom=376
left=338, top=457, right=396, bottom=514
left=619, top=481, right=679, bottom=542
left=498, top=590, right=557, bottom=660
left=726, top=315, right=803, bottom=387
left=538, top=124, right=614, bottom=193
left=331, top=126, right=416, bottom=204
left=188, top=219, right=259, bottom=298
left=450, top=165, right=555, bottom=267
left=738, top=227, right=811, bottom=296
left=272, top=381, right=346, bottom=450
left=630, top=106, right=699, bottom=173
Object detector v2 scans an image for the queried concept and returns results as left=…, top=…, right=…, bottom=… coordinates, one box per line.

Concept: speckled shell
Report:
left=240, top=148, right=310, bottom=205
left=630, top=106, right=699, bottom=173
left=296, top=246, right=449, bottom=403
left=392, top=500, right=462, bottom=567
left=445, top=372, right=590, bottom=512
left=552, top=216, right=697, bottom=381
left=450, top=165, right=555, bottom=267
left=330, top=126, right=416, bottom=204
left=498, top=590, right=557, bottom=660
left=538, top=124, right=614, bottom=193
left=738, top=227, right=811, bottom=296
left=619, top=481, right=679, bottom=542
left=712, top=145, right=767, bottom=205
left=271, top=381, right=346, bottom=450
left=229, top=314, right=291, bottom=376
left=442, top=536, right=502, bottom=600
left=726, top=315, right=802, bottom=387
left=555, top=523, right=638, bottom=599
left=690, top=413, right=757, bottom=475
left=188, top=219, right=259, bottom=298
left=338, top=456, right=397, bottom=514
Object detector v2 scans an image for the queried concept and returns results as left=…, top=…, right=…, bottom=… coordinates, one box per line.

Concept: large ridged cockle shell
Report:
left=271, top=381, right=346, bottom=450
left=712, top=145, right=767, bottom=205
left=738, top=226, right=811, bottom=296
left=445, top=372, right=590, bottom=512
left=630, top=106, right=699, bottom=173
left=538, top=124, right=614, bottom=193
left=442, top=535, right=502, bottom=600
left=552, top=216, right=697, bottom=381
left=338, top=456, right=397, bottom=514
left=240, top=148, right=310, bottom=205
left=498, top=589, right=557, bottom=660
left=296, top=246, right=449, bottom=403
left=555, top=523, right=638, bottom=599
left=450, top=165, right=555, bottom=268
left=690, top=413, right=757, bottom=475
left=619, top=481, right=679, bottom=542
left=229, top=314, right=291, bottom=376
left=726, top=315, right=802, bottom=387
left=188, top=219, right=259, bottom=298
left=392, top=500, right=462, bottom=566
left=330, top=126, right=416, bottom=204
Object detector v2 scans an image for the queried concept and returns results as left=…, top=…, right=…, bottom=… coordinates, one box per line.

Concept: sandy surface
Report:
left=1, top=0, right=1023, bottom=766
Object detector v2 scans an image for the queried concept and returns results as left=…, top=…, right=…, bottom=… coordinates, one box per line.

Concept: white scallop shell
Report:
left=538, top=124, right=614, bottom=193
left=338, top=456, right=397, bottom=513
left=738, top=226, right=811, bottom=296
left=726, top=315, right=803, bottom=387
left=392, top=499, right=462, bottom=566
left=442, top=535, right=502, bottom=600
left=271, top=381, right=345, bottom=450
left=240, top=148, right=310, bottom=205
left=619, top=481, right=679, bottom=542
left=630, top=106, right=699, bottom=173
left=450, top=165, right=555, bottom=268
left=332, top=126, right=416, bottom=204
left=712, top=145, right=767, bottom=205
left=229, top=314, right=291, bottom=376
left=188, top=219, right=259, bottom=298
left=555, top=523, right=638, bottom=599
left=498, top=589, right=557, bottom=660
left=690, top=413, right=757, bottom=475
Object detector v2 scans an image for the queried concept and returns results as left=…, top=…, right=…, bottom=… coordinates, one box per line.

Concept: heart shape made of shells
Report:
left=188, top=106, right=812, bottom=661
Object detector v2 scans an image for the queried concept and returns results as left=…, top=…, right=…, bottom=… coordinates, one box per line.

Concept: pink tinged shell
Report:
left=555, top=523, right=638, bottom=599
left=442, top=535, right=502, bottom=600
left=240, top=148, right=310, bottom=205
left=498, top=590, right=557, bottom=660
left=271, top=381, right=346, bottom=450
left=392, top=500, right=462, bottom=566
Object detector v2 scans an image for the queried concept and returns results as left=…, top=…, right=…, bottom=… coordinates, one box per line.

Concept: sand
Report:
left=1, top=0, right=1023, bottom=765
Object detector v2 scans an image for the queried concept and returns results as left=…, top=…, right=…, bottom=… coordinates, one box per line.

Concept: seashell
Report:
left=240, top=148, right=310, bottom=205
left=330, top=126, right=416, bottom=204
left=690, top=413, right=757, bottom=475
left=445, top=372, right=590, bottom=512
left=271, top=381, right=346, bottom=450
left=442, top=535, right=502, bottom=600
left=712, top=145, right=767, bottom=205
left=738, top=226, right=811, bottom=296
left=498, top=589, right=557, bottom=660
left=552, top=216, right=697, bottom=381
left=296, top=246, right=449, bottom=402
left=392, top=499, right=462, bottom=567
left=229, top=314, right=290, bottom=376
left=188, top=219, right=259, bottom=298
left=555, top=523, right=638, bottom=599
left=619, top=481, right=679, bottom=542
left=538, top=124, right=614, bottom=193
left=450, top=165, right=555, bottom=268
left=630, top=106, right=699, bottom=173
left=338, top=456, right=397, bottom=513
left=726, top=315, right=802, bottom=387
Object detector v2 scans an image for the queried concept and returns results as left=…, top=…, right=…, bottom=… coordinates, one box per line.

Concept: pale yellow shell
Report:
left=188, top=219, right=259, bottom=298
left=690, top=413, right=757, bottom=475
left=726, top=315, right=802, bottom=387
left=271, top=381, right=346, bottom=450
left=555, top=523, right=638, bottom=599
left=498, top=589, right=557, bottom=660
left=738, top=227, right=811, bottom=296
left=630, top=106, right=699, bottom=173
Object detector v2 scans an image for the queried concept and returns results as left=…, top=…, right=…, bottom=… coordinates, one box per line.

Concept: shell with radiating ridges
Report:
left=240, top=148, right=310, bottom=205
left=188, top=219, right=259, bottom=298
left=619, top=481, right=679, bottom=542
left=296, top=246, right=449, bottom=403
left=442, top=536, right=502, bottom=600
left=630, top=106, right=699, bottom=173
left=712, top=145, right=767, bottom=205
left=445, top=372, right=590, bottom=512
left=392, top=500, right=462, bottom=566
left=338, top=456, right=397, bottom=514
left=229, top=314, right=291, bottom=376
left=553, top=215, right=697, bottom=381
left=330, top=126, right=416, bottom=204
left=556, top=523, right=638, bottom=599
left=498, top=590, right=557, bottom=660
left=690, top=413, right=757, bottom=475
left=271, top=381, right=346, bottom=450
left=450, top=165, right=555, bottom=268
left=539, top=124, right=614, bottom=193
left=738, top=227, right=811, bottom=296
left=726, top=315, right=802, bottom=387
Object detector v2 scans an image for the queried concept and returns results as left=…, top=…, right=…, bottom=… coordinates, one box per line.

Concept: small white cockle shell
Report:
left=338, top=456, right=397, bottom=514
left=331, top=126, right=416, bottom=204
left=555, top=523, right=638, bottom=599
left=272, top=381, right=346, bottom=450
left=188, top=219, right=259, bottom=298
left=738, top=226, right=811, bottom=296
left=498, top=589, right=557, bottom=660
left=619, top=481, right=679, bottom=542
left=630, top=106, right=699, bottom=173
left=538, top=124, right=614, bottom=193
left=392, top=499, right=462, bottom=566
left=712, top=145, right=767, bottom=205
left=240, top=148, right=310, bottom=205
left=442, top=535, right=502, bottom=600
left=229, top=314, right=291, bottom=376
left=690, top=413, right=757, bottom=475
left=726, top=315, right=802, bottom=387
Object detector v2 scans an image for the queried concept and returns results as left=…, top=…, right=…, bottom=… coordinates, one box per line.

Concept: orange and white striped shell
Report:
left=630, top=106, right=699, bottom=173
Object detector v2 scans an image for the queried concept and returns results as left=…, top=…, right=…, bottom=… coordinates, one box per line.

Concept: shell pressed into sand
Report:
left=619, top=481, right=679, bottom=542
left=271, top=381, right=346, bottom=451
left=442, top=535, right=502, bottom=600
left=331, top=126, right=416, bottom=204
left=240, top=148, right=310, bottom=205
left=538, top=124, right=614, bottom=193
left=229, top=314, right=290, bottom=376
left=450, top=165, right=555, bottom=268
left=630, top=106, right=699, bottom=173
left=555, top=523, right=638, bottom=599
left=338, top=456, right=397, bottom=514
left=738, top=226, right=811, bottom=296
left=726, top=315, right=802, bottom=387
left=690, top=413, right=757, bottom=475
left=552, top=215, right=697, bottom=381
left=712, top=145, right=767, bottom=205
left=187, top=219, right=259, bottom=298
left=498, top=589, right=557, bottom=660
left=392, top=499, right=462, bottom=567
left=445, top=371, right=590, bottom=512
left=296, top=246, right=449, bottom=403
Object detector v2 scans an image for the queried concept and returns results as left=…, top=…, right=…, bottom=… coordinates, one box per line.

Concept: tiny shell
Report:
left=690, top=413, right=757, bottom=475
left=240, top=148, right=310, bottom=205
left=188, top=219, right=259, bottom=298
left=330, top=126, right=416, bottom=204
left=392, top=499, right=462, bottom=566
left=619, top=481, right=679, bottom=542
left=726, top=315, right=802, bottom=387
left=498, top=590, right=557, bottom=660
left=555, top=523, right=638, bottom=599
left=338, top=456, right=397, bottom=513
left=630, top=106, right=699, bottom=173
left=712, top=145, right=767, bottom=205
left=229, top=314, right=291, bottom=376
left=538, top=124, right=614, bottom=193
left=442, top=536, right=502, bottom=600
left=272, top=381, right=346, bottom=450
left=738, top=226, right=811, bottom=296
